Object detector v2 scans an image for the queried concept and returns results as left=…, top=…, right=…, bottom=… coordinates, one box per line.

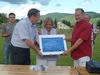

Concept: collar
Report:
left=8, top=22, right=16, bottom=25
left=76, top=19, right=85, bottom=25
left=26, top=18, right=32, bottom=26
left=26, top=18, right=36, bottom=27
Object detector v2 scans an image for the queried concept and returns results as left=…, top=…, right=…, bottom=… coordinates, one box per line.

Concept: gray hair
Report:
left=75, top=8, right=85, bottom=14
left=27, top=8, right=40, bottom=18
left=43, top=17, right=54, bottom=28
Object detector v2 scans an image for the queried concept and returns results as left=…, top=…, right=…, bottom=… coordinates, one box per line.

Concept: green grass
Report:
left=0, top=29, right=100, bottom=66
left=92, top=33, right=100, bottom=62
left=0, top=35, right=4, bottom=64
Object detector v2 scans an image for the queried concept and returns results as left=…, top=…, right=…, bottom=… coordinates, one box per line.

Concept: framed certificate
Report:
left=39, top=34, right=67, bottom=55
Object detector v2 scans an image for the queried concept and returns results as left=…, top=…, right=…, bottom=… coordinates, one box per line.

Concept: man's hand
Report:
left=36, top=50, right=42, bottom=56
left=61, top=50, right=70, bottom=56
left=64, top=38, right=71, bottom=42
left=7, top=31, right=11, bottom=36
left=1, top=32, right=11, bottom=37
left=62, top=38, right=84, bottom=56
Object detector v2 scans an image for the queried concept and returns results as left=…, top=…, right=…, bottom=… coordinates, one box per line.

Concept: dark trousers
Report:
left=11, top=45, right=30, bottom=65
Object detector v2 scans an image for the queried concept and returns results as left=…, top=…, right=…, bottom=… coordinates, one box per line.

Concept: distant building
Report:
left=57, top=22, right=71, bottom=29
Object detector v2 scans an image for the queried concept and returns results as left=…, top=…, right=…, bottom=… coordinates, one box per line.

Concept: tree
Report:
left=37, top=19, right=43, bottom=28
left=54, top=18, right=57, bottom=28
left=0, top=13, right=8, bottom=24
left=39, top=19, right=43, bottom=25
left=62, top=20, right=71, bottom=27
left=15, top=19, right=20, bottom=23
left=97, top=20, right=100, bottom=30
left=0, top=13, right=8, bottom=30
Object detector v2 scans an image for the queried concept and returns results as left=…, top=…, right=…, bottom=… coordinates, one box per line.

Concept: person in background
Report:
left=10, top=8, right=42, bottom=65
left=36, top=17, right=59, bottom=66
left=84, top=14, right=97, bottom=55
left=62, top=8, right=92, bottom=67
left=1, top=13, right=16, bottom=64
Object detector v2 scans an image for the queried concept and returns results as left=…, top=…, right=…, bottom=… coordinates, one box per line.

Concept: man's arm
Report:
left=1, top=32, right=11, bottom=37
left=65, top=38, right=72, bottom=42
left=56, top=30, right=59, bottom=34
left=93, top=24, right=97, bottom=40
left=62, top=38, right=84, bottom=55
left=24, top=39, right=42, bottom=56
left=34, top=40, right=40, bottom=48
left=1, top=23, right=10, bottom=37
left=93, top=33, right=96, bottom=40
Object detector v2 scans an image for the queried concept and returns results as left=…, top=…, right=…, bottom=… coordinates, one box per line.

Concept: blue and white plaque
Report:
left=39, top=35, right=67, bottom=55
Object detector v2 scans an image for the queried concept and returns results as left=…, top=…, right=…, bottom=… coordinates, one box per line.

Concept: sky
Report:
left=0, top=0, right=99, bottom=19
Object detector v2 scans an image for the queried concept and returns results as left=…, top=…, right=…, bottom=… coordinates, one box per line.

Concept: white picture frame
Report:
left=39, top=34, right=67, bottom=55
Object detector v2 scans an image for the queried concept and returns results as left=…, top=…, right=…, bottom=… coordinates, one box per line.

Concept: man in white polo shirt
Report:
left=11, top=8, right=42, bottom=65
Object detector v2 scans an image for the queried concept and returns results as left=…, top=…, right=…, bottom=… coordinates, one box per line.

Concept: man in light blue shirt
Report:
left=11, top=8, right=42, bottom=65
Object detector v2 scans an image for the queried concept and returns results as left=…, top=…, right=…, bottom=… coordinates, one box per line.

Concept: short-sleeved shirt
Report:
left=1, top=22, right=16, bottom=45
left=71, top=20, right=92, bottom=59
left=90, top=23, right=97, bottom=40
left=11, top=18, right=39, bottom=48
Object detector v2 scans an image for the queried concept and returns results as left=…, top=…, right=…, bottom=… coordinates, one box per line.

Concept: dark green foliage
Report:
left=15, top=19, right=20, bottom=23
left=97, top=20, right=100, bottom=30
left=37, top=19, right=43, bottom=28
left=0, top=13, right=8, bottom=30
left=0, top=13, right=8, bottom=24
left=62, top=20, right=71, bottom=27
left=0, top=13, right=8, bottom=23
left=39, top=19, right=43, bottom=25
left=54, top=18, right=57, bottom=28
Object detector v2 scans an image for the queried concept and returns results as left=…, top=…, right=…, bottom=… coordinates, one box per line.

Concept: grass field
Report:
left=0, top=29, right=100, bottom=66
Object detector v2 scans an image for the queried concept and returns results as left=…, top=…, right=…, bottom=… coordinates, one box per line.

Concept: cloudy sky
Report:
left=0, top=0, right=99, bottom=19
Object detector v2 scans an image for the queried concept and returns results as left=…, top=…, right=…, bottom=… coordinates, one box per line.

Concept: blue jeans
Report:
left=4, top=44, right=11, bottom=64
